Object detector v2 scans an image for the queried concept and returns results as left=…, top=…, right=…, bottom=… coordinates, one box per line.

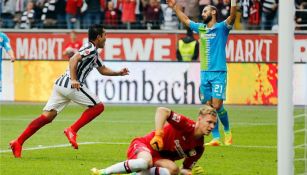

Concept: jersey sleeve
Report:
left=78, top=42, right=95, bottom=58
left=95, top=57, right=104, bottom=68
left=189, top=21, right=202, bottom=34
left=167, top=111, right=195, bottom=134
left=222, top=20, right=232, bottom=30
left=182, top=146, right=204, bottom=169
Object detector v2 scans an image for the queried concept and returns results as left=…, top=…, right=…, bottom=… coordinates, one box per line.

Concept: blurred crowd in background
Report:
left=1, top=0, right=306, bottom=30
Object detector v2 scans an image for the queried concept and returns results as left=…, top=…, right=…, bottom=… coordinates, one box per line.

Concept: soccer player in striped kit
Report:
left=167, top=0, right=237, bottom=146
left=9, top=24, right=129, bottom=158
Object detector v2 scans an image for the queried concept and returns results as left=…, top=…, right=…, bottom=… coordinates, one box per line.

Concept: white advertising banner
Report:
left=86, top=62, right=201, bottom=104
left=1, top=60, right=14, bottom=101
left=1, top=61, right=306, bottom=105
left=293, top=64, right=307, bottom=105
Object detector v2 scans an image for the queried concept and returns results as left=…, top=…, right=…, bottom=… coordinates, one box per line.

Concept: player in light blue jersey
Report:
left=167, top=0, right=237, bottom=146
left=0, top=32, right=16, bottom=92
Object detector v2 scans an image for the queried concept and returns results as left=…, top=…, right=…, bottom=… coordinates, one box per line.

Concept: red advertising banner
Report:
left=5, top=32, right=307, bottom=62
left=227, top=34, right=278, bottom=62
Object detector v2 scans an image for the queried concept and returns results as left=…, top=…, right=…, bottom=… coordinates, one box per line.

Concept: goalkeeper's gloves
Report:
left=150, top=129, right=164, bottom=151
left=191, top=165, right=205, bottom=175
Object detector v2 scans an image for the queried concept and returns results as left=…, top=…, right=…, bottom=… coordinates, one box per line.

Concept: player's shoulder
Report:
left=216, top=20, right=232, bottom=30
left=79, top=42, right=96, bottom=56
left=190, top=21, right=204, bottom=29
left=80, top=42, right=95, bottom=51
left=169, top=111, right=192, bottom=123
left=215, top=21, right=225, bottom=27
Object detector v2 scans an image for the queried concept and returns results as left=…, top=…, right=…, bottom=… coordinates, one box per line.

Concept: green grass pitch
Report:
left=0, top=103, right=305, bottom=175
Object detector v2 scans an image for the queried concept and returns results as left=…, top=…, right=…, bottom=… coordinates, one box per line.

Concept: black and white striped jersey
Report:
left=262, top=0, right=278, bottom=13
left=20, top=10, right=35, bottom=29
left=55, top=42, right=104, bottom=87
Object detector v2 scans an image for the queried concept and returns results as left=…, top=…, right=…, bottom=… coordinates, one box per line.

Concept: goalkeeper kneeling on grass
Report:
left=91, top=105, right=217, bottom=175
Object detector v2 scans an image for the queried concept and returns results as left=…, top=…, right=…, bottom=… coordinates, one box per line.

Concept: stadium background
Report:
left=1, top=30, right=307, bottom=105
left=1, top=29, right=306, bottom=175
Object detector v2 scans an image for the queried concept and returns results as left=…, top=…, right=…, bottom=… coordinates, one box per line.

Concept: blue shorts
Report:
left=200, top=71, right=227, bottom=103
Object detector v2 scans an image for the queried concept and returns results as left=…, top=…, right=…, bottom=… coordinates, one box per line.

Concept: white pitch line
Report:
left=0, top=141, right=280, bottom=154
left=0, top=141, right=129, bottom=153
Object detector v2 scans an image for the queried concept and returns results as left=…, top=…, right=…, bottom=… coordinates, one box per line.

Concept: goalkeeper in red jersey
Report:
left=91, top=105, right=217, bottom=175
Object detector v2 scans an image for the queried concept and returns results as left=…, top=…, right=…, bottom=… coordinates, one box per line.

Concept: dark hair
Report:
left=88, top=24, right=104, bottom=41
left=208, top=5, right=218, bottom=19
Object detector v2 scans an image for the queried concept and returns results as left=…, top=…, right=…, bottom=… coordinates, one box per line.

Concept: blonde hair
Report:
left=199, top=105, right=218, bottom=117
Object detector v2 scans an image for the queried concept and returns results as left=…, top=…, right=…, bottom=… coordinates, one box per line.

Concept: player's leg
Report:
left=211, top=72, right=232, bottom=145
left=211, top=99, right=232, bottom=145
left=200, top=72, right=222, bottom=146
left=65, top=86, right=104, bottom=149
left=154, top=159, right=178, bottom=175
left=91, top=140, right=153, bottom=175
left=10, top=85, right=70, bottom=157
left=99, top=158, right=171, bottom=175
left=205, top=99, right=222, bottom=145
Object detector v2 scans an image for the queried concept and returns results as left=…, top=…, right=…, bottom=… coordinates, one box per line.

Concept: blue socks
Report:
left=218, top=105, right=230, bottom=132
left=211, top=105, right=230, bottom=139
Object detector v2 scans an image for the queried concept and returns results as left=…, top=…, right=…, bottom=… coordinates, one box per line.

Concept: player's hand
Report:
left=150, top=129, right=164, bottom=151
left=191, top=165, right=205, bottom=175
left=71, top=79, right=81, bottom=90
left=166, top=0, right=176, bottom=8
left=119, top=68, right=129, bottom=76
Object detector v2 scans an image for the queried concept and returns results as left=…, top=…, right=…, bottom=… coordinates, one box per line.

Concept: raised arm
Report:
left=167, top=0, right=190, bottom=27
left=226, top=0, right=237, bottom=25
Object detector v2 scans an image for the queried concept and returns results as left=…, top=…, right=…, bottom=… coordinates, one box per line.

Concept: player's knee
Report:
left=96, top=103, right=105, bottom=114
left=158, top=167, right=171, bottom=175
left=167, top=165, right=179, bottom=175
left=43, top=110, right=57, bottom=123
left=211, top=103, right=222, bottom=110
left=134, top=158, right=150, bottom=170
left=200, top=98, right=207, bottom=104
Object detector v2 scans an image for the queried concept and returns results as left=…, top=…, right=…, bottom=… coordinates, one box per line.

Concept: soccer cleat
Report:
left=64, top=127, right=78, bottom=149
left=224, top=131, right=233, bottom=146
left=205, top=139, right=222, bottom=146
left=9, top=139, right=22, bottom=158
left=90, top=168, right=107, bottom=175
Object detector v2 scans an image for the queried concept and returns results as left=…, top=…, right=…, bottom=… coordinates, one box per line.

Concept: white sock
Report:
left=105, top=159, right=148, bottom=174
left=149, top=167, right=170, bottom=175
